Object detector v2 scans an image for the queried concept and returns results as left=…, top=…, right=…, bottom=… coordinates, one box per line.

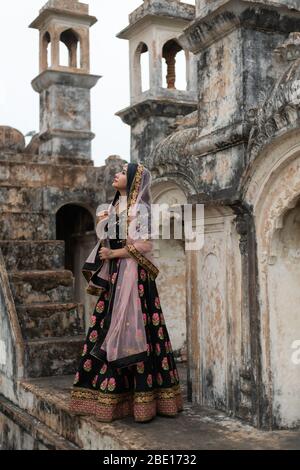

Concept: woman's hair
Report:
left=111, top=162, right=138, bottom=207
left=126, top=163, right=139, bottom=198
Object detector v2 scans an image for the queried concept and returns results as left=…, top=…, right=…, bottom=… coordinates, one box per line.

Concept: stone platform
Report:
left=1, top=364, right=300, bottom=450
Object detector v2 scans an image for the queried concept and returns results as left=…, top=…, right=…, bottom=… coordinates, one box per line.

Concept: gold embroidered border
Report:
left=125, top=243, right=159, bottom=280
left=127, top=163, right=144, bottom=213
left=86, top=285, right=105, bottom=296
left=71, top=384, right=181, bottom=405
left=70, top=388, right=99, bottom=401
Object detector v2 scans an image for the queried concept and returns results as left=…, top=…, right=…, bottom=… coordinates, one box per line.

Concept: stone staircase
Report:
left=0, top=240, right=85, bottom=379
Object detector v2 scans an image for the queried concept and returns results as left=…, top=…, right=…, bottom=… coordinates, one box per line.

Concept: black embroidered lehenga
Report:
left=69, top=164, right=183, bottom=423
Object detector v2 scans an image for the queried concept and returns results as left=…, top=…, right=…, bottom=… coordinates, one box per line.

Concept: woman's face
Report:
left=112, top=164, right=128, bottom=190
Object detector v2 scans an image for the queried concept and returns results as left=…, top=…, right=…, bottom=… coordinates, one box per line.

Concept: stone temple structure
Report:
left=1, top=0, right=300, bottom=450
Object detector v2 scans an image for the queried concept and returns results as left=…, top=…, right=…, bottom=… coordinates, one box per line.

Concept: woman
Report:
left=69, top=162, right=183, bottom=423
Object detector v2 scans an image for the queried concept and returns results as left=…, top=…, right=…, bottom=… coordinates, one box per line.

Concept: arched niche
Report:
left=56, top=203, right=96, bottom=333
left=244, top=130, right=300, bottom=428
left=133, top=41, right=150, bottom=95
left=162, top=38, right=187, bottom=91
left=42, top=31, right=52, bottom=70
left=59, top=28, right=82, bottom=68
left=151, top=179, right=188, bottom=357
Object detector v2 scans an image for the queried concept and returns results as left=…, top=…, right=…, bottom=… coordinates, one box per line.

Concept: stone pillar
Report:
left=29, top=0, right=101, bottom=161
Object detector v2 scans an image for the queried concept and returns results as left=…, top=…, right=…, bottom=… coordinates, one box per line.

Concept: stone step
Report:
left=17, top=376, right=164, bottom=450
left=0, top=240, right=65, bottom=270
left=25, top=335, right=85, bottom=378
left=0, top=212, right=52, bottom=240
left=10, top=270, right=74, bottom=304
left=16, top=302, right=85, bottom=340
left=0, top=395, right=79, bottom=450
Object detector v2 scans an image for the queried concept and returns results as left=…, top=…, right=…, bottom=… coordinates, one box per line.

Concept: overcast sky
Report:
left=0, top=0, right=195, bottom=167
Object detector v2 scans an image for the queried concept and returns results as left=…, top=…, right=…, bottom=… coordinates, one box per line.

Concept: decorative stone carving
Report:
left=150, top=125, right=198, bottom=184
left=247, top=35, right=300, bottom=162
left=274, top=32, right=300, bottom=62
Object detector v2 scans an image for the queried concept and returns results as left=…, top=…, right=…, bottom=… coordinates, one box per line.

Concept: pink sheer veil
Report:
left=91, top=164, right=158, bottom=366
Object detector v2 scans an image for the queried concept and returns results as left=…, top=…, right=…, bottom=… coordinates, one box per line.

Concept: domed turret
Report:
left=0, top=126, right=25, bottom=153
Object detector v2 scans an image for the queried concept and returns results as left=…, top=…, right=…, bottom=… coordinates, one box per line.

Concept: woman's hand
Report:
left=99, top=247, right=113, bottom=260
left=96, top=210, right=109, bottom=224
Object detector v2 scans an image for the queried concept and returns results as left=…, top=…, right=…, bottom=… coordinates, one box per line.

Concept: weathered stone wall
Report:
left=195, top=0, right=300, bottom=19
left=150, top=0, right=300, bottom=429
left=0, top=412, right=48, bottom=450
left=0, top=250, right=24, bottom=404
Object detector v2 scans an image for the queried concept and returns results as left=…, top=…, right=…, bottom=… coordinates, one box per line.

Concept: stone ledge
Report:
left=0, top=395, right=79, bottom=450
left=11, top=364, right=300, bottom=450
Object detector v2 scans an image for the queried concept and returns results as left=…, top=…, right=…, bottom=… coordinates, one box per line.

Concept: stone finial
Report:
left=40, top=0, right=88, bottom=15
left=274, top=32, right=300, bottom=61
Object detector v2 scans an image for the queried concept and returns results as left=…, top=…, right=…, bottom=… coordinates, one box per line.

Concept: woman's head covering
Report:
left=82, top=163, right=157, bottom=296
left=111, top=163, right=151, bottom=218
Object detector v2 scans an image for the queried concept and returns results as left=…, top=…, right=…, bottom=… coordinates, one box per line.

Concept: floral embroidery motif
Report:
left=146, top=343, right=150, bottom=356
left=74, top=372, right=80, bottom=384
left=158, top=327, right=164, bottom=340
left=111, top=272, right=117, bottom=284
left=81, top=344, right=88, bottom=357
left=96, top=301, right=105, bottom=313
left=169, top=370, right=175, bottom=384
left=83, top=359, right=92, bottom=372
left=137, top=362, right=145, bottom=374
left=100, top=318, right=105, bottom=329
left=90, top=315, right=97, bottom=327
left=92, top=375, right=99, bottom=388
left=152, top=312, right=160, bottom=326
left=108, top=378, right=116, bottom=391
left=100, top=378, right=108, bottom=391
left=165, top=341, right=170, bottom=353
left=157, top=372, right=163, bottom=386
left=155, top=343, right=161, bottom=356
left=100, top=363, right=108, bottom=375
left=140, top=269, right=147, bottom=281
left=89, top=330, right=98, bottom=343
left=162, top=357, right=169, bottom=371
left=143, top=313, right=147, bottom=326
left=154, top=296, right=161, bottom=309
left=147, top=374, right=153, bottom=388
left=138, top=284, right=144, bottom=297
